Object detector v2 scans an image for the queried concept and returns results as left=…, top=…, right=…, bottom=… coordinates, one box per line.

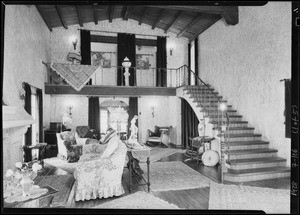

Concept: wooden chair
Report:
left=146, top=126, right=172, bottom=148
left=186, top=136, right=215, bottom=164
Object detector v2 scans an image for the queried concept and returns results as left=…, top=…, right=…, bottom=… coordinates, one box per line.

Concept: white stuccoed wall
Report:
left=198, top=2, right=291, bottom=165
left=47, top=18, right=188, bottom=145
left=3, top=5, right=51, bottom=171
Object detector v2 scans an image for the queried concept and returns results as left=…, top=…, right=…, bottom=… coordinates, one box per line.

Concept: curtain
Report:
left=194, top=37, right=199, bottom=85
left=181, top=98, right=199, bottom=149
left=188, top=42, right=191, bottom=85
left=285, top=80, right=291, bottom=138
left=117, top=33, right=136, bottom=86
left=36, top=89, right=43, bottom=142
left=24, top=82, right=32, bottom=162
left=127, top=97, right=138, bottom=138
left=80, top=30, right=92, bottom=85
left=156, top=36, right=167, bottom=87
left=88, top=97, right=100, bottom=132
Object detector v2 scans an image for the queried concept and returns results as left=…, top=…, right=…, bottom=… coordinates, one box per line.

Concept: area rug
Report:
left=139, top=147, right=185, bottom=163
left=94, top=191, right=180, bottom=209
left=209, top=183, right=290, bottom=214
left=140, top=161, right=213, bottom=192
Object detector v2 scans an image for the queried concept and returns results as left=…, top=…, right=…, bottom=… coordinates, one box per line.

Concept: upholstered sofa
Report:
left=73, top=133, right=128, bottom=201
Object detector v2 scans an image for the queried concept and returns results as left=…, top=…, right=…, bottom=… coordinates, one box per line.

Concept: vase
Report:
left=20, top=176, right=34, bottom=197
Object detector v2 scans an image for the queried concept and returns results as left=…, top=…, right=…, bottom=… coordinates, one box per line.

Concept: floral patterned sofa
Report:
left=73, top=132, right=128, bottom=201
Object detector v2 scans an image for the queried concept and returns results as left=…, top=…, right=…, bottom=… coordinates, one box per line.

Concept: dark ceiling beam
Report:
left=75, top=6, right=83, bottom=27
left=123, top=5, right=130, bottom=20
left=35, top=5, right=52, bottom=32
left=152, top=9, right=164, bottom=29
left=164, top=10, right=182, bottom=33
left=55, top=5, right=68, bottom=29
left=139, top=7, right=148, bottom=25
left=189, top=15, right=222, bottom=42
left=177, top=15, right=203, bottom=38
left=94, top=6, right=98, bottom=25
left=109, top=5, right=114, bottom=22
left=148, top=5, right=238, bottom=25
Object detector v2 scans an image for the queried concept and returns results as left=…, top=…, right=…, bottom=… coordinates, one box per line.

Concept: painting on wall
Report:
left=136, top=54, right=151, bottom=70
left=91, top=52, right=111, bottom=68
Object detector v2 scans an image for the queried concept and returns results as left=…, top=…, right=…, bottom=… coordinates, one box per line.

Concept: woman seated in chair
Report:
left=74, top=128, right=128, bottom=201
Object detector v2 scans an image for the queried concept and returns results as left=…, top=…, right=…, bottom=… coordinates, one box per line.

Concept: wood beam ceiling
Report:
left=55, top=5, right=68, bottom=29
left=177, top=15, right=203, bottom=38
left=94, top=6, right=98, bottom=25
left=123, top=5, right=130, bottom=20
left=35, top=5, right=52, bottom=32
left=109, top=5, right=114, bottom=23
left=75, top=5, right=83, bottom=27
left=139, top=7, right=147, bottom=25
left=164, top=10, right=182, bottom=33
left=152, top=9, right=164, bottom=29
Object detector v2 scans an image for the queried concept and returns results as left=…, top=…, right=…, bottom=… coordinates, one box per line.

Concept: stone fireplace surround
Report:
left=2, top=105, right=34, bottom=175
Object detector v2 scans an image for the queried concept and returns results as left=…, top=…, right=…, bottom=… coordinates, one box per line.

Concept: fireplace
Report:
left=2, top=104, right=34, bottom=174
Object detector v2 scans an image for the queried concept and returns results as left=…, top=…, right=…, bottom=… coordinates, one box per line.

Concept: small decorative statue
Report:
left=198, top=118, right=206, bottom=137
left=128, top=115, right=142, bottom=148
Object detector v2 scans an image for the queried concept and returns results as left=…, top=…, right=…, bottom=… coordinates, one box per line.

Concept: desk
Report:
left=127, top=146, right=151, bottom=193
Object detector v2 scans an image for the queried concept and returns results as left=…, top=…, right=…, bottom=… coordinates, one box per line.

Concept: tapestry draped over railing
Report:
left=50, top=63, right=102, bottom=91
left=117, top=33, right=136, bottom=86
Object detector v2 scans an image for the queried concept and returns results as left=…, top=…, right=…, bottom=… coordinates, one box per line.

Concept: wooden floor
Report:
left=49, top=148, right=290, bottom=210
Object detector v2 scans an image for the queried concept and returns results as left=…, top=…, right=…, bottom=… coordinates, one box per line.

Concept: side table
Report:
left=127, top=146, right=151, bottom=193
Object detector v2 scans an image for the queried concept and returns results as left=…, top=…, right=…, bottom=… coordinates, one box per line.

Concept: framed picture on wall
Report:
left=136, top=54, right=151, bottom=70
left=91, top=52, right=111, bottom=68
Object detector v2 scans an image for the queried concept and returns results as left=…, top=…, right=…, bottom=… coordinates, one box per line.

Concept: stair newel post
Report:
left=220, top=124, right=228, bottom=183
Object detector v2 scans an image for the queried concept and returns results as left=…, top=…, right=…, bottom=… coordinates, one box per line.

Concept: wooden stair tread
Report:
left=209, top=115, right=242, bottom=118
left=213, top=126, right=254, bottom=130
left=229, top=140, right=269, bottom=145
left=225, top=148, right=278, bottom=155
left=218, top=133, right=262, bottom=138
left=229, top=157, right=287, bottom=164
left=225, top=166, right=290, bottom=176
left=209, top=120, right=247, bottom=124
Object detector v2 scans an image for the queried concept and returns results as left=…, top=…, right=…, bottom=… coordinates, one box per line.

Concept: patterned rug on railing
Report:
left=209, top=183, right=290, bottom=214
left=140, top=161, right=213, bottom=192
left=50, top=63, right=102, bottom=91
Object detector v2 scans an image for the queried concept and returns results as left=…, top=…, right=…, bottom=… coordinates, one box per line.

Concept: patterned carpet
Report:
left=94, top=191, right=180, bottom=209
left=140, top=161, right=213, bottom=192
left=209, top=183, right=290, bottom=214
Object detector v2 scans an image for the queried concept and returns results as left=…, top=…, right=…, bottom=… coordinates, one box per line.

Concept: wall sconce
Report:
left=167, top=41, right=175, bottom=56
left=67, top=105, right=73, bottom=116
left=70, top=35, right=78, bottom=50
left=151, top=105, right=156, bottom=118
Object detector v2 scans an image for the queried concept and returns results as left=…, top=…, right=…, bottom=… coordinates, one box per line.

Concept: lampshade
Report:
left=100, top=99, right=128, bottom=107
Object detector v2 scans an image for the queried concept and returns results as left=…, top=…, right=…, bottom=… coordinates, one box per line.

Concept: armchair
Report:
left=146, top=126, right=172, bottom=148
left=74, top=135, right=128, bottom=201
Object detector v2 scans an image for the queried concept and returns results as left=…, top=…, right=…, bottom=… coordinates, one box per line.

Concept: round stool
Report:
left=202, top=150, right=220, bottom=167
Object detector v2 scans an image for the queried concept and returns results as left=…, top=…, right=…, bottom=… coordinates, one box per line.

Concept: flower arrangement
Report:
left=4, top=162, right=42, bottom=198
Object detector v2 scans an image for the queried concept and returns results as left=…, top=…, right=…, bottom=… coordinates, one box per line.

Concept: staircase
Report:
left=183, top=85, right=290, bottom=183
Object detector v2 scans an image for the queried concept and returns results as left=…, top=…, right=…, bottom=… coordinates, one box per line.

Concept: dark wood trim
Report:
left=109, top=5, right=114, bottom=23
left=194, top=37, right=199, bottom=85
left=139, top=7, right=148, bottom=25
left=164, top=10, right=182, bottom=33
left=188, top=42, right=191, bottom=85
left=90, top=35, right=156, bottom=46
left=75, top=5, right=83, bottom=27
left=36, top=5, right=52, bottom=32
left=123, top=5, right=130, bottom=20
left=45, top=84, right=177, bottom=96
left=189, top=16, right=221, bottom=42
left=94, top=6, right=98, bottom=25
left=177, top=15, right=202, bottom=38
left=152, top=9, right=164, bottom=29
left=55, top=5, right=68, bottom=29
